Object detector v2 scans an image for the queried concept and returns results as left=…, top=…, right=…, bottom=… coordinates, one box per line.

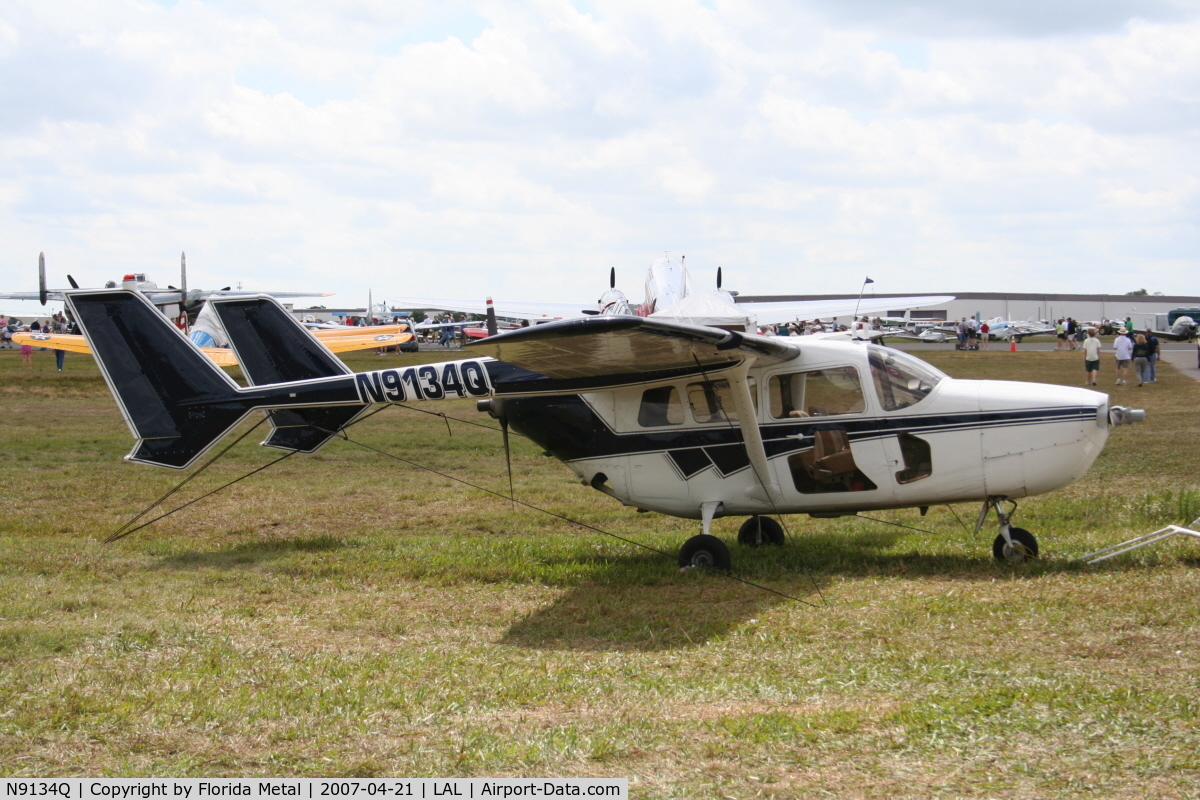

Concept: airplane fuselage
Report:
left=345, top=339, right=1111, bottom=520
left=496, top=341, right=1110, bottom=519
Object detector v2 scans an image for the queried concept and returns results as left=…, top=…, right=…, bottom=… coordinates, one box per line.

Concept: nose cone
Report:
left=975, top=380, right=1110, bottom=498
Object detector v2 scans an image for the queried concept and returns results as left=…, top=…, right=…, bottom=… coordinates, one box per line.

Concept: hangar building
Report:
left=736, top=291, right=1200, bottom=328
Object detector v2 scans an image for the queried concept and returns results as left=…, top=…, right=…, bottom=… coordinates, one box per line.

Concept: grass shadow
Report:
left=501, top=525, right=1092, bottom=652
left=154, top=535, right=348, bottom=570
left=501, top=575, right=808, bottom=652
left=785, top=528, right=1090, bottom=579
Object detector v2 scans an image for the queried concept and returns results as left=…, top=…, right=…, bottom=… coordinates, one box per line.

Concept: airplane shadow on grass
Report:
left=501, top=528, right=1088, bottom=653
left=148, top=529, right=1085, bottom=652
left=153, top=535, right=347, bottom=570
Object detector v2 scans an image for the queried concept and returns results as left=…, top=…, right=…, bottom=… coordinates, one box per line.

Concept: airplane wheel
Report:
left=993, top=527, right=1038, bottom=563
left=737, top=516, right=784, bottom=547
left=678, top=534, right=731, bottom=570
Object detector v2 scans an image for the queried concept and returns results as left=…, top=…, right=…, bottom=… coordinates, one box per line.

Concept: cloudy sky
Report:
left=2, top=0, right=1199, bottom=310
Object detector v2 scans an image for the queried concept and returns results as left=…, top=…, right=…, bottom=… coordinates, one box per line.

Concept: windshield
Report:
left=866, top=346, right=945, bottom=411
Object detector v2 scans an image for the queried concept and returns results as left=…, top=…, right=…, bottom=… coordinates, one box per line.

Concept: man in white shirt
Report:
left=1113, top=331, right=1134, bottom=385
left=1081, top=328, right=1102, bottom=385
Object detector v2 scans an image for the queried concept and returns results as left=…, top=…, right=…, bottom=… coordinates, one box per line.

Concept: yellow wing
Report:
left=314, top=327, right=415, bottom=353
left=13, top=327, right=414, bottom=366
left=12, top=332, right=93, bottom=355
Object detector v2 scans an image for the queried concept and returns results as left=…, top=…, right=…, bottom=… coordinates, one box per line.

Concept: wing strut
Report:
left=725, top=358, right=781, bottom=504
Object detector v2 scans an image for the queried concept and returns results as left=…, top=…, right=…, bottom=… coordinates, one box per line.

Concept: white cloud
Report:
left=0, top=0, right=1198, bottom=303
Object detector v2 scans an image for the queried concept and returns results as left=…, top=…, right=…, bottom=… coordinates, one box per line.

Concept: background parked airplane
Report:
left=388, top=257, right=953, bottom=333
left=0, top=252, right=332, bottom=323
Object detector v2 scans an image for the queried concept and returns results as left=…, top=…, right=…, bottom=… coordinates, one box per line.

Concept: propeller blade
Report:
left=485, top=297, right=498, bottom=337
left=180, top=252, right=188, bottom=306
left=67, top=274, right=80, bottom=290
left=38, top=252, right=47, bottom=305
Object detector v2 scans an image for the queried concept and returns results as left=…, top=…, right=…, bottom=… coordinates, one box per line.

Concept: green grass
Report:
left=0, top=344, right=1198, bottom=797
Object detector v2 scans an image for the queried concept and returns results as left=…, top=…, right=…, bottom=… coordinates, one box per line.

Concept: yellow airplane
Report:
left=12, top=324, right=415, bottom=368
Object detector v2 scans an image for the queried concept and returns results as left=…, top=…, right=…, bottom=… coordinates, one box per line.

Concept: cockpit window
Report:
left=638, top=386, right=683, bottom=427
left=867, top=346, right=944, bottom=411
left=769, top=367, right=865, bottom=418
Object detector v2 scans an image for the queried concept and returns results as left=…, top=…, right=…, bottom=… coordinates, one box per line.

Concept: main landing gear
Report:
left=978, top=497, right=1039, bottom=563
left=737, top=515, right=785, bottom=547
left=677, top=504, right=783, bottom=570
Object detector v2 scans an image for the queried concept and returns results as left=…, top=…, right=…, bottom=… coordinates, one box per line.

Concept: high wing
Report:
left=0, top=289, right=331, bottom=304
left=388, top=296, right=592, bottom=321
left=464, top=315, right=796, bottom=504
left=467, top=314, right=799, bottom=379
left=12, top=326, right=413, bottom=367
left=0, top=291, right=60, bottom=302
left=146, top=290, right=334, bottom=304
left=737, top=295, right=955, bottom=326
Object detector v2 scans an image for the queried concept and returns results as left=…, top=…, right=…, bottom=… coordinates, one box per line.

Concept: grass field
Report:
left=1, top=343, right=1198, bottom=797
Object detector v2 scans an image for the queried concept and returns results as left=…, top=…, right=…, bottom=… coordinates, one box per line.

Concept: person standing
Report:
left=19, top=328, right=33, bottom=370
left=1055, top=319, right=1066, bottom=350
left=1081, top=328, right=1101, bottom=385
left=1132, top=334, right=1151, bottom=386
left=1143, top=329, right=1160, bottom=383
left=1132, top=335, right=1152, bottom=388
left=1113, top=329, right=1133, bottom=385
left=980, top=321, right=990, bottom=350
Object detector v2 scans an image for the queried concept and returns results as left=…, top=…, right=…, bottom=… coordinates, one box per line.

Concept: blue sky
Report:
left=2, top=0, right=1198, bottom=308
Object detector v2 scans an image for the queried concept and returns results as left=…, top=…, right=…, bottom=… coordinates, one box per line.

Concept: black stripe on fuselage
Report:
left=503, top=395, right=1095, bottom=478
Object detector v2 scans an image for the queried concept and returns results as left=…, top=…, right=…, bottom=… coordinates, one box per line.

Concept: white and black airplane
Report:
left=65, top=285, right=1144, bottom=568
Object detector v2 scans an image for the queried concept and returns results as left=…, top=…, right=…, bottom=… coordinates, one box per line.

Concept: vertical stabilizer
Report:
left=66, top=290, right=253, bottom=469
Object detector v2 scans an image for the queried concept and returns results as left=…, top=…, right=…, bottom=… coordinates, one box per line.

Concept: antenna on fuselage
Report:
left=717, top=266, right=722, bottom=290
left=609, top=267, right=615, bottom=289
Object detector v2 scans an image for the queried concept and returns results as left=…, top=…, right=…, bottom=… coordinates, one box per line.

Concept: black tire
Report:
left=993, top=527, right=1038, bottom=563
left=678, top=534, right=732, bottom=570
left=737, top=516, right=785, bottom=547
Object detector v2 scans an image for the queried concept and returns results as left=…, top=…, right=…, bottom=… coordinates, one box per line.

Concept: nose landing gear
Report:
left=978, top=497, right=1039, bottom=563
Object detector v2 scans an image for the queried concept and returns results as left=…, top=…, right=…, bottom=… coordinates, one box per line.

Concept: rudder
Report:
left=208, top=296, right=369, bottom=453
